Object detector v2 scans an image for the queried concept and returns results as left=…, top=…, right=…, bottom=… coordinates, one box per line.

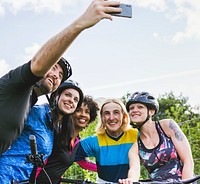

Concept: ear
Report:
left=149, top=109, right=156, bottom=116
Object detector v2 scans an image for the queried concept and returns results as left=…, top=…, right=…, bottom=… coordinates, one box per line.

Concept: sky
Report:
left=0, top=0, right=200, bottom=108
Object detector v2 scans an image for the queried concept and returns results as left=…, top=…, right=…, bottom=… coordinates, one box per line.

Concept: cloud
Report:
left=137, top=0, right=200, bottom=43
left=18, top=43, right=41, bottom=62
left=133, top=0, right=166, bottom=11
left=1, top=0, right=200, bottom=43
left=0, top=59, right=10, bottom=77
left=172, top=1, right=200, bottom=43
left=0, top=0, right=79, bottom=14
left=0, top=3, right=5, bottom=16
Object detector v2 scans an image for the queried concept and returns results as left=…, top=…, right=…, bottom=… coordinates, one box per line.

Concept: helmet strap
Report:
left=45, top=94, right=51, bottom=106
left=137, top=107, right=150, bottom=130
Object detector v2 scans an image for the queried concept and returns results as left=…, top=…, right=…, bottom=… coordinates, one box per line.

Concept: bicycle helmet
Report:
left=50, top=80, right=84, bottom=109
left=126, top=92, right=159, bottom=114
left=57, top=57, right=72, bottom=82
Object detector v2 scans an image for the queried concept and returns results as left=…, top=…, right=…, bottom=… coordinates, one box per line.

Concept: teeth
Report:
left=64, top=104, right=71, bottom=109
left=79, top=119, right=86, bottom=123
left=48, top=77, right=52, bottom=82
left=108, top=122, right=116, bottom=125
left=48, top=78, right=53, bottom=85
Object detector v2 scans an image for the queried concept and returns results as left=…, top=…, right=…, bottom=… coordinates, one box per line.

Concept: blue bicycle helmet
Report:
left=57, top=57, right=72, bottom=82
left=126, top=92, right=159, bottom=114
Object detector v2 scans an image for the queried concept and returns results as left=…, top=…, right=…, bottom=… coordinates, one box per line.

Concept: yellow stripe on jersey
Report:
left=97, top=128, right=138, bottom=147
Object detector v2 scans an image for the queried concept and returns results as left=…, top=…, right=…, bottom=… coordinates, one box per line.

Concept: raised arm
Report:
left=31, top=0, right=121, bottom=77
left=119, top=143, right=140, bottom=184
left=161, top=119, right=194, bottom=180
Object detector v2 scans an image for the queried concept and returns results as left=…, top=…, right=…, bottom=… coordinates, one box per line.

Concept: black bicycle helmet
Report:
left=126, top=92, right=159, bottom=114
left=57, top=57, right=72, bottom=82
left=50, top=80, right=84, bottom=109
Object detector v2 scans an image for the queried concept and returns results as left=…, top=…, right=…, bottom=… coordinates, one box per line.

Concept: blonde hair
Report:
left=95, top=98, right=131, bottom=134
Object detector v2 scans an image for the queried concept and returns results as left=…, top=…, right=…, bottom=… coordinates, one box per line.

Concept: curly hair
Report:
left=82, top=95, right=99, bottom=124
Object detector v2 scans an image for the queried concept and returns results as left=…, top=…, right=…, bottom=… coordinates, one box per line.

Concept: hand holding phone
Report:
left=110, top=3, right=132, bottom=18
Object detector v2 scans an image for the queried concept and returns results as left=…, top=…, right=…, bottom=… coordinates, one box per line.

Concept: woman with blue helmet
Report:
left=119, top=92, right=195, bottom=183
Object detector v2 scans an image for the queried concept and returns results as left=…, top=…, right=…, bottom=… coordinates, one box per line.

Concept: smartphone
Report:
left=111, top=3, right=132, bottom=18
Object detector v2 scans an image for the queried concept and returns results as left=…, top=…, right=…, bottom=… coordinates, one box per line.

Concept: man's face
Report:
left=37, top=63, right=64, bottom=94
left=102, top=102, right=123, bottom=136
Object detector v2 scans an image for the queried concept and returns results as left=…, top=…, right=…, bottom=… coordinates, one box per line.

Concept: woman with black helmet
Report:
left=0, top=80, right=83, bottom=184
left=36, top=95, right=99, bottom=184
left=119, top=92, right=195, bottom=184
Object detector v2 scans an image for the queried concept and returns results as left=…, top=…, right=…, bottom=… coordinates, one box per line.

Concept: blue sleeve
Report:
left=0, top=104, right=53, bottom=183
left=75, top=135, right=98, bottom=161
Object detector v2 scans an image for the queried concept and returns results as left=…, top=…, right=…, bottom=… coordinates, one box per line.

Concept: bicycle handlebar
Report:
left=60, top=174, right=200, bottom=184
left=13, top=174, right=200, bottom=184
left=136, top=174, right=200, bottom=184
left=60, top=178, right=93, bottom=184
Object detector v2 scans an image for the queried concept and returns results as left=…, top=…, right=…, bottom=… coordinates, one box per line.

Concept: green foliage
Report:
left=79, top=120, right=97, bottom=138
left=64, top=91, right=200, bottom=180
left=140, top=164, right=149, bottom=179
left=63, top=162, right=97, bottom=182
left=121, top=92, right=131, bottom=105
left=155, top=92, right=193, bottom=122
left=180, top=118, right=200, bottom=175
left=63, top=162, right=84, bottom=179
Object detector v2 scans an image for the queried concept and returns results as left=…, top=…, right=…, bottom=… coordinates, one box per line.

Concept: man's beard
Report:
left=36, top=79, right=54, bottom=95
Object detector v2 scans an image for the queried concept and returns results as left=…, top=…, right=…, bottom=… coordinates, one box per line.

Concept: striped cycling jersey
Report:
left=138, top=121, right=183, bottom=181
left=75, top=128, right=138, bottom=183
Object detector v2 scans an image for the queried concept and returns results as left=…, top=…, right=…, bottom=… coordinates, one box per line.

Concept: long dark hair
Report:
left=51, top=107, right=75, bottom=152
left=49, top=80, right=84, bottom=151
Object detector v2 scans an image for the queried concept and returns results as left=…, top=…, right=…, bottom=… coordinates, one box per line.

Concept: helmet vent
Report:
left=148, top=96, right=155, bottom=100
